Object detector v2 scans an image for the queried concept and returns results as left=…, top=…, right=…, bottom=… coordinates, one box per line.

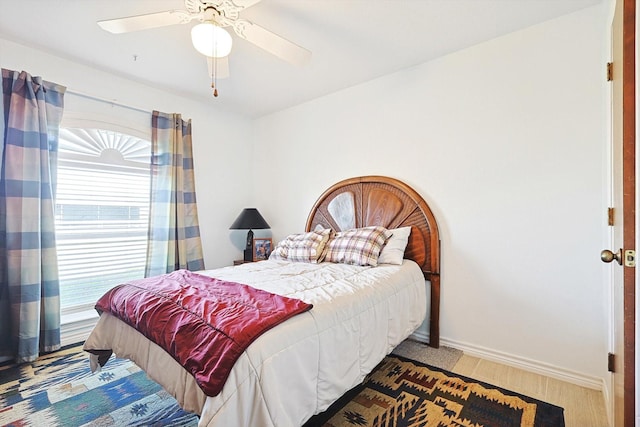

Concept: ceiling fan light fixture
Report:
left=191, top=22, right=232, bottom=58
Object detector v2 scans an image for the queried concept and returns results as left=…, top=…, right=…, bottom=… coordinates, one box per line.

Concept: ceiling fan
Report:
left=98, top=0, right=311, bottom=95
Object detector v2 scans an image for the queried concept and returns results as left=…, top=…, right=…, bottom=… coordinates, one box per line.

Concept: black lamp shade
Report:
left=229, top=208, right=270, bottom=230
left=230, top=208, right=270, bottom=261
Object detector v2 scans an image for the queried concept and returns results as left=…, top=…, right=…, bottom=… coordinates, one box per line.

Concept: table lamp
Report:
left=230, top=208, right=271, bottom=261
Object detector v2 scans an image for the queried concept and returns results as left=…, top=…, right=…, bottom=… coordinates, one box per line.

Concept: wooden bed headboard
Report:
left=305, top=175, right=441, bottom=348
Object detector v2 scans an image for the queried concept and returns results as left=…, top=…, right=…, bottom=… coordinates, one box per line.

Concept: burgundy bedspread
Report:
left=89, top=269, right=312, bottom=396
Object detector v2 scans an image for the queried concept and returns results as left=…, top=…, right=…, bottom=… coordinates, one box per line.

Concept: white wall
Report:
left=252, top=5, right=609, bottom=383
left=0, top=37, right=253, bottom=268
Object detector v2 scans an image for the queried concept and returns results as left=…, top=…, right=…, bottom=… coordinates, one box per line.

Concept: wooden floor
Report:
left=451, top=355, right=609, bottom=427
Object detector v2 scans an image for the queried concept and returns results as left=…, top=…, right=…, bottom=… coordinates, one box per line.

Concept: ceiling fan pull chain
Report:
left=211, top=56, right=219, bottom=97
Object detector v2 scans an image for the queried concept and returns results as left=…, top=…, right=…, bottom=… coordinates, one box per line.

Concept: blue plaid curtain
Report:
left=145, top=110, right=204, bottom=276
left=0, top=69, right=65, bottom=363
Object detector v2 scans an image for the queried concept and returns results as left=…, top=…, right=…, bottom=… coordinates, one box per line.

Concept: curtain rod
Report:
left=66, top=89, right=150, bottom=115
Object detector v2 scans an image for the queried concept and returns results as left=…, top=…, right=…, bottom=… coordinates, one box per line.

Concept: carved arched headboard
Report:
left=305, top=175, right=441, bottom=347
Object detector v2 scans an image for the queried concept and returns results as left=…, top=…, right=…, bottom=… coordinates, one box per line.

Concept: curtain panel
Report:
left=0, top=69, right=66, bottom=363
left=146, top=110, right=204, bottom=276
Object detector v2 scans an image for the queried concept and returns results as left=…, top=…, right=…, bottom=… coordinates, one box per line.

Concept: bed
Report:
left=83, top=175, right=441, bottom=427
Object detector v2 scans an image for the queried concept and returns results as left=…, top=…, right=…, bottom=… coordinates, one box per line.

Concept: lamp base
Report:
left=244, top=229, right=254, bottom=261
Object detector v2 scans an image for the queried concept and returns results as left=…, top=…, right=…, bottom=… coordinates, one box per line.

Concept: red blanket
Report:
left=89, top=269, right=312, bottom=396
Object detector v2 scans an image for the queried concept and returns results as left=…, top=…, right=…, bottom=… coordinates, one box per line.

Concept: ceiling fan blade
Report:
left=98, top=10, right=194, bottom=34
left=232, top=0, right=263, bottom=9
left=232, top=19, right=311, bottom=66
left=207, top=56, right=230, bottom=79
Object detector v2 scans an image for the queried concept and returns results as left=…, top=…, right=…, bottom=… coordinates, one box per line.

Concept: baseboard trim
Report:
left=440, top=337, right=604, bottom=391
left=410, top=330, right=604, bottom=391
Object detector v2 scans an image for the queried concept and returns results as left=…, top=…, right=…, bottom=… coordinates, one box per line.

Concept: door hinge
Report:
left=608, top=352, right=615, bottom=372
left=607, top=62, right=613, bottom=81
left=608, top=207, right=614, bottom=226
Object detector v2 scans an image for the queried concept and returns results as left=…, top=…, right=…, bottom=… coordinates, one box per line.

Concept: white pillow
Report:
left=377, top=226, right=411, bottom=265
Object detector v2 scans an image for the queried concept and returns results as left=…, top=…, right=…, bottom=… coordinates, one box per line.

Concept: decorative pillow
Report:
left=377, top=226, right=412, bottom=265
left=269, top=228, right=332, bottom=263
left=269, top=244, right=286, bottom=260
left=323, top=226, right=392, bottom=267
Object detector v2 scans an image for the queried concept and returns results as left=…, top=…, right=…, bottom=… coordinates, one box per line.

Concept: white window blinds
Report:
left=56, top=128, right=151, bottom=313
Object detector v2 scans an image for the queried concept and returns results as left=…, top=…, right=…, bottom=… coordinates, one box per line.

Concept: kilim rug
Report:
left=0, top=345, right=198, bottom=426
left=304, top=354, right=565, bottom=427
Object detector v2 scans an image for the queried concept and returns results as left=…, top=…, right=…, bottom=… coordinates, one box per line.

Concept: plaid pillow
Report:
left=324, top=226, right=392, bottom=267
left=269, top=229, right=332, bottom=263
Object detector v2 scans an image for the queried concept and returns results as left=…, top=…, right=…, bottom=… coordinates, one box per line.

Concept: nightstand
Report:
left=233, top=259, right=253, bottom=266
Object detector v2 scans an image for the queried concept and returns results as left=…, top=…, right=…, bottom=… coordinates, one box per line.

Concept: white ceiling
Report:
left=0, top=0, right=602, bottom=118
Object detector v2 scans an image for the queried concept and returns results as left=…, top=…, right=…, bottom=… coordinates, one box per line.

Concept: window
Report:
left=56, top=128, right=151, bottom=314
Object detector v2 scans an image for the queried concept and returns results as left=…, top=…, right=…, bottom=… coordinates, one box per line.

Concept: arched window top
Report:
left=59, top=128, right=150, bottom=166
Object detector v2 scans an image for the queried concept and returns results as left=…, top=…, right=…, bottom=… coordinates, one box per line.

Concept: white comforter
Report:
left=83, top=259, right=426, bottom=427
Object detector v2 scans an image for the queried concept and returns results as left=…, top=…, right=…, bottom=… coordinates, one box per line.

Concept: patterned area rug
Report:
left=304, top=354, right=565, bottom=427
left=0, top=345, right=198, bottom=426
